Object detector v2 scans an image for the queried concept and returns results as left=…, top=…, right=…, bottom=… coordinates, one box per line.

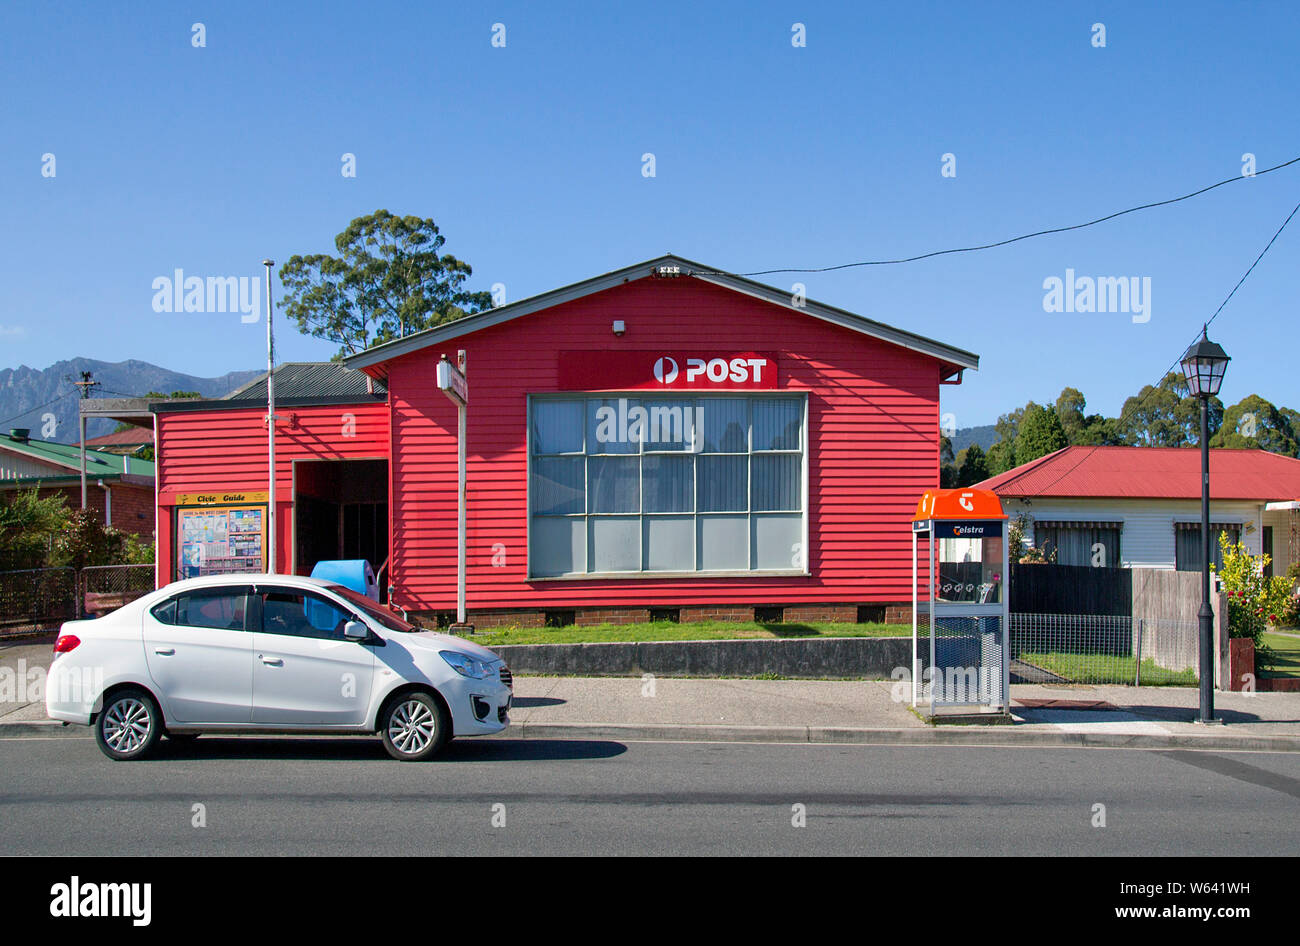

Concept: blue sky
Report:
left=1, top=0, right=1296, bottom=427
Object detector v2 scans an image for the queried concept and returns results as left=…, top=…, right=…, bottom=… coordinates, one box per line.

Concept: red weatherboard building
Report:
left=152, top=256, right=978, bottom=626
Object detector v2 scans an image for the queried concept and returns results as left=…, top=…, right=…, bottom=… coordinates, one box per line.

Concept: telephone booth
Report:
left=911, top=489, right=1010, bottom=717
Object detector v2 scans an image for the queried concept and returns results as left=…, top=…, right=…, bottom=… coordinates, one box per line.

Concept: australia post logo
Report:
left=560, top=351, right=778, bottom=391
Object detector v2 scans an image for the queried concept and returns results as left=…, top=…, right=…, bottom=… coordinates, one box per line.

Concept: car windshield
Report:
left=325, top=585, right=418, bottom=633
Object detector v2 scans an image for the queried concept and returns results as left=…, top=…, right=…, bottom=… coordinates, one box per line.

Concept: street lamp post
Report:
left=1180, top=326, right=1230, bottom=724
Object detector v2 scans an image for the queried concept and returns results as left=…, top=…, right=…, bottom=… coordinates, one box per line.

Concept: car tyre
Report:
left=95, top=688, right=163, bottom=761
left=380, top=691, right=450, bottom=761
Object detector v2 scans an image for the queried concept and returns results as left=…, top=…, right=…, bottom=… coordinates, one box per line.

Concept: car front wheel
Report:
left=380, top=692, right=450, bottom=761
left=95, top=688, right=162, bottom=761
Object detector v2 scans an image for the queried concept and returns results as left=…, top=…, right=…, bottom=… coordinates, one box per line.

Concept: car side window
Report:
left=150, top=599, right=177, bottom=625
left=259, top=589, right=356, bottom=641
left=170, top=590, right=250, bottom=631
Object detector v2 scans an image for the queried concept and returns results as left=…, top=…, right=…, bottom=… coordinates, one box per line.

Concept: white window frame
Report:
left=526, top=392, right=810, bottom=579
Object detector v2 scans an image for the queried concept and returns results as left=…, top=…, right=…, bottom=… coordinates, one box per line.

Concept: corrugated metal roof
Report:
left=975, top=445, right=1300, bottom=501
left=84, top=428, right=152, bottom=447
left=224, top=362, right=387, bottom=402
left=0, top=432, right=156, bottom=479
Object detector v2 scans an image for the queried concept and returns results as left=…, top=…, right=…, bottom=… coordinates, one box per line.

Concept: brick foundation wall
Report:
left=407, top=603, right=913, bottom=628
left=884, top=605, right=912, bottom=625
left=471, top=610, right=546, bottom=628
left=680, top=606, right=755, bottom=623
left=575, top=608, right=651, bottom=626
left=783, top=605, right=857, bottom=623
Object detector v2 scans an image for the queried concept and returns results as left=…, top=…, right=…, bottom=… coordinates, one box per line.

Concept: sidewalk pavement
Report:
left=5, top=635, right=1299, bottom=751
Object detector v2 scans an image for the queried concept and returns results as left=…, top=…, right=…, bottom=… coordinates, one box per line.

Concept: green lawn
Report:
left=458, top=620, right=908, bottom=646
left=1260, top=632, right=1300, bottom=678
left=1018, top=652, right=1198, bottom=687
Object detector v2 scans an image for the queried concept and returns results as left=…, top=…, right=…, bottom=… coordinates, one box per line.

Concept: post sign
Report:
left=437, top=357, right=468, bottom=406
left=557, top=352, right=778, bottom=391
left=438, top=351, right=469, bottom=627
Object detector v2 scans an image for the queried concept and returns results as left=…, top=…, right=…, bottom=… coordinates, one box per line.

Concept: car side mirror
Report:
left=343, top=620, right=369, bottom=641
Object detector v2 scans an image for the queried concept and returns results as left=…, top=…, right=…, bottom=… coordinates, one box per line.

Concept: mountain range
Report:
left=0, top=359, right=261, bottom=444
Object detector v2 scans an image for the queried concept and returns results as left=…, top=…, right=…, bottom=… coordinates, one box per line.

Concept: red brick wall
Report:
left=30, top=483, right=154, bottom=539
left=680, top=606, right=755, bottom=623
left=784, top=605, right=857, bottom=623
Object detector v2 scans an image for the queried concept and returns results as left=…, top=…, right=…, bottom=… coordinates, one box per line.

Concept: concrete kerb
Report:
left=8, top=718, right=1299, bottom=752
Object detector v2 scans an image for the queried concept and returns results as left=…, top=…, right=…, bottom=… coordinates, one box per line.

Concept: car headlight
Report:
left=439, top=651, right=493, bottom=679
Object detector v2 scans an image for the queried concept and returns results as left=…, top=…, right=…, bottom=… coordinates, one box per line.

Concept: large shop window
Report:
left=529, top=395, right=806, bottom=577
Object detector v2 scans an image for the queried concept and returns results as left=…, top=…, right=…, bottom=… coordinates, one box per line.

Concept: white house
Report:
left=976, top=446, right=1300, bottom=576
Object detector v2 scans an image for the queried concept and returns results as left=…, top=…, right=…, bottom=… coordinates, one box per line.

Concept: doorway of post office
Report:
left=293, top=459, right=388, bottom=599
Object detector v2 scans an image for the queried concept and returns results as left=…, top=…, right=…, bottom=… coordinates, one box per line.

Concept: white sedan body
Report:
left=46, top=575, right=512, bottom=740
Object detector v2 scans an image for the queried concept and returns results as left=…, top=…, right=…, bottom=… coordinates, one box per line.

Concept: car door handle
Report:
left=260, top=656, right=283, bottom=666
left=154, top=648, right=175, bottom=656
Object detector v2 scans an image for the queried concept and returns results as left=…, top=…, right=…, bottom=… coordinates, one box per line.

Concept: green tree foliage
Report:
left=279, top=210, right=493, bottom=358
left=0, top=490, right=151, bottom=571
left=955, top=443, right=990, bottom=486
left=983, top=437, right=1017, bottom=476
left=1014, top=404, right=1069, bottom=466
left=1210, top=394, right=1300, bottom=457
left=1117, top=372, right=1223, bottom=447
left=0, top=489, right=68, bottom=570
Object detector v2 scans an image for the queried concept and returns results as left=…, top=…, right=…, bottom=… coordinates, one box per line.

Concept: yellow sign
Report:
left=175, top=491, right=269, bottom=507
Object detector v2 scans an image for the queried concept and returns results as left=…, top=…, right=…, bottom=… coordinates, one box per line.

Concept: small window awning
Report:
left=1173, top=521, right=1242, bottom=531
left=1034, top=520, right=1122, bottom=530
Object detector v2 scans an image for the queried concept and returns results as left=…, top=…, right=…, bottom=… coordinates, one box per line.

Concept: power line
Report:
left=1023, top=193, right=1300, bottom=494
left=691, top=155, right=1300, bottom=277
left=0, top=390, right=76, bottom=430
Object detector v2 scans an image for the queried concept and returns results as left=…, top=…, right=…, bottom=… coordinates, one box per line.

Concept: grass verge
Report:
left=460, top=620, right=907, bottom=647
left=1018, top=652, right=1198, bottom=687
left=1260, top=632, right=1300, bottom=678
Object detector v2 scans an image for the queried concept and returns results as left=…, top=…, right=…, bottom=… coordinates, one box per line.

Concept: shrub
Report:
left=1214, top=532, right=1292, bottom=672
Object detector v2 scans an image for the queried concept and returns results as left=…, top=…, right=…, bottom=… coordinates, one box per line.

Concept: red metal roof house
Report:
left=976, top=445, right=1300, bottom=575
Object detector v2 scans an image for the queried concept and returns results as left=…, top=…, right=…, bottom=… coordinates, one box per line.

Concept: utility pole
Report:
left=263, top=259, right=277, bottom=574
left=72, top=371, right=99, bottom=509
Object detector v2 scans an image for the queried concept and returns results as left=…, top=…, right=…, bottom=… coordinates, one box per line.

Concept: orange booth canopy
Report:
left=912, top=488, right=1008, bottom=522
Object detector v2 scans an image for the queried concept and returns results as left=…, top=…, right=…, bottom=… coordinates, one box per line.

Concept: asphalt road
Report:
left=2, top=734, right=1297, bottom=855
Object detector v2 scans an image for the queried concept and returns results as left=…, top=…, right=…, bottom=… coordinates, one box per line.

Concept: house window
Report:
left=528, top=395, right=806, bottom=576
left=1034, top=521, right=1122, bottom=568
left=1174, top=523, right=1240, bottom=572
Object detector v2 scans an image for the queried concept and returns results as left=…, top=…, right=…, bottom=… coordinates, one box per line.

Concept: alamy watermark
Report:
left=1042, top=268, right=1151, bottom=323
left=152, top=270, right=261, bottom=323
left=592, top=398, right=702, bottom=450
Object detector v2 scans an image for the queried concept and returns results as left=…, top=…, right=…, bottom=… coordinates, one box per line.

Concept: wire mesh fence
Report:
left=80, top=564, right=156, bottom=617
left=1009, top=612, right=1199, bottom=686
left=0, top=567, right=77, bottom=636
left=0, top=564, right=156, bottom=636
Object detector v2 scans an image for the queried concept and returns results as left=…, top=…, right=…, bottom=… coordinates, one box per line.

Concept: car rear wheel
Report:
left=95, top=688, right=162, bottom=761
left=380, top=692, right=450, bottom=761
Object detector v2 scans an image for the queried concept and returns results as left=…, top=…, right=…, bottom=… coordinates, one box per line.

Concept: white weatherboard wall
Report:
left=1003, top=497, right=1266, bottom=569
left=1263, top=506, right=1296, bottom=576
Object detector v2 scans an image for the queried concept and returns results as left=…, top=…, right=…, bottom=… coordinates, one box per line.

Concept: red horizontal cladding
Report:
left=156, top=402, right=391, bottom=496
left=385, top=275, right=945, bottom=612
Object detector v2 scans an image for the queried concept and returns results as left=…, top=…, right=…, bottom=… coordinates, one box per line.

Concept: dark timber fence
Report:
left=1009, top=563, right=1132, bottom=616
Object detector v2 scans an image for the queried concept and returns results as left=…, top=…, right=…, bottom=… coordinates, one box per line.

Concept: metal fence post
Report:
left=1133, top=618, right=1144, bottom=687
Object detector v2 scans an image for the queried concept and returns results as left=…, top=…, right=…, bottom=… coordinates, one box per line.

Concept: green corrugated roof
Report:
left=0, top=432, right=155, bottom=479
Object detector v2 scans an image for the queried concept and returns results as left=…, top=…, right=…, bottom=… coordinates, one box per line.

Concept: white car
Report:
left=46, top=574, right=513, bottom=761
